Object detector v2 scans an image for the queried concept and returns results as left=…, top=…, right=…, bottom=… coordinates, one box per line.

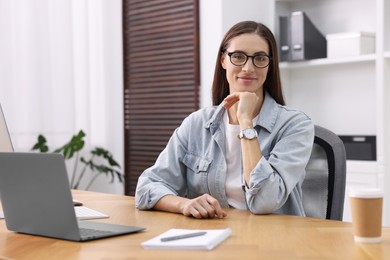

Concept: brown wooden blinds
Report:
left=123, top=0, right=199, bottom=195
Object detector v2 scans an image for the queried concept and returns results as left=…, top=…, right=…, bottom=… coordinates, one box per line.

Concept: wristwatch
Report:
left=238, top=128, right=258, bottom=140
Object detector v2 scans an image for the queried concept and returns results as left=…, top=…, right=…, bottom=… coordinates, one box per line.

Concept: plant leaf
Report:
left=31, top=134, right=49, bottom=153
left=80, top=157, right=124, bottom=184
left=54, top=130, right=85, bottom=159
left=91, top=147, right=121, bottom=168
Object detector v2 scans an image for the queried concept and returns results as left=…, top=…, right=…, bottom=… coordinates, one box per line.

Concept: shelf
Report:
left=279, top=54, right=376, bottom=69
left=347, top=160, right=377, bottom=173
left=275, top=0, right=322, bottom=2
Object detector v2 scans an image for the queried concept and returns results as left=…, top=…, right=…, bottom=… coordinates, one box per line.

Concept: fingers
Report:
left=182, top=194, right=227, bottom=219
left=205, top=196, right=228, bottom=218
left=207, top=197, right=228, bottom=218
left=223, top=94, right=240, bottom=109
left=223, top=92, right=258, bottom=109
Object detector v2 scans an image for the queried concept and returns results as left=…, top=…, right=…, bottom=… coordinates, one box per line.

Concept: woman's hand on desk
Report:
left=181, top=194, right=227, bottom=219
left=154, top=194, right=227, bottom=219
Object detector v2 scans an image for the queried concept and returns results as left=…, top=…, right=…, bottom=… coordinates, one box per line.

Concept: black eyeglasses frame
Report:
left=224, top=51, right=272, bottom=68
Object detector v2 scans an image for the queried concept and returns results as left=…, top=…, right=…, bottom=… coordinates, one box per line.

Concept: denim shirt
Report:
left=135, top=92, right=314, bottom=216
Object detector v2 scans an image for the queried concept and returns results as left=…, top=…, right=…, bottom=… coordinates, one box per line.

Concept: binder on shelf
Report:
left=279, top=16, right=291, bottom=61
left=278, top=11, right=327, bottom=61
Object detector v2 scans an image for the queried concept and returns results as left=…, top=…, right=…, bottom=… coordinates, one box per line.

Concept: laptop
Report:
left=0, top=152, right=145, bottom=241
left=0, top=104, right=113, bottom=220
left=0, top=104, right=14, bottom=152
left=0, top=104, right=14, bottom=218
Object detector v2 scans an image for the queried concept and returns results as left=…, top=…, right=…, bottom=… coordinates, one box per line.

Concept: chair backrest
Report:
left=302, top=125, right=347, bottom=220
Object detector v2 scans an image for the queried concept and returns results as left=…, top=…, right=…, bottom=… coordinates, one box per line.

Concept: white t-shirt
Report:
left=221, top=112, right=242, bottom=209
left=223, top=111, right=260, bottom=210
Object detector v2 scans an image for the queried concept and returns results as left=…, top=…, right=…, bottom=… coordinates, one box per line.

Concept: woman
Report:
left=135, top=21, right=314, bottom=219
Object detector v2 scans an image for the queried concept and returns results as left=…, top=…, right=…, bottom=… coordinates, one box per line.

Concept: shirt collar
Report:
left=205, top=102, right=225, bottom=134
left=257, top=91, right=279, bottom=133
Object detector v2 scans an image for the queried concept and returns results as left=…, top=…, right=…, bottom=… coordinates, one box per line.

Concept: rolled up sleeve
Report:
left=245, top=114, right=314, bottom=215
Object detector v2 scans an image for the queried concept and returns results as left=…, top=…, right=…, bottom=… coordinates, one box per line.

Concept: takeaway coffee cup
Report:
left=349, top=188, right=383, bottom=243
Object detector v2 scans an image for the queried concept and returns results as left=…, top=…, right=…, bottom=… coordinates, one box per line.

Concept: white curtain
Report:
left=0, top=0, right=124, bottom=194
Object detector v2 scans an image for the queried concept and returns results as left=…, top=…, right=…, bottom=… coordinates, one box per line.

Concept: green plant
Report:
left=31, top=130, right=124, bottom=190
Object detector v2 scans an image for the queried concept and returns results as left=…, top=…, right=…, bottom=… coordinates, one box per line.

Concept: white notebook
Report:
left=142, top=228, right=232, bottom=250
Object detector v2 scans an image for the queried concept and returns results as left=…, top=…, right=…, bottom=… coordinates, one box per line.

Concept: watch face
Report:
left=243, top=128, right=257, bottom=139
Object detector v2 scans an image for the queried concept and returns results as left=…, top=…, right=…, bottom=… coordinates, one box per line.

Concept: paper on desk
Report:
left=74, top=206, right=109, bottom=220
left=142, top=228, right=232, bottom=250
left=0, top=207, right=107, bottom=220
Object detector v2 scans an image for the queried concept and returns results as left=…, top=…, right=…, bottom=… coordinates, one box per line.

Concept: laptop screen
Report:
left=0, top=104, right=14, bottom=152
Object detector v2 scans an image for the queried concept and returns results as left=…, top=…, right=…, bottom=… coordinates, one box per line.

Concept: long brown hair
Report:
left=211, top=21, right=285, bottom=106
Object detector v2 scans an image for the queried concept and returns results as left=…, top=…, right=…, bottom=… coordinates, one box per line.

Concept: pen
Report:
left=160, top=231, right=207, bottom=242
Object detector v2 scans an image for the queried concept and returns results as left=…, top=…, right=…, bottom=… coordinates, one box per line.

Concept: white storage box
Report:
left=326, top=32, right=376, bottom=58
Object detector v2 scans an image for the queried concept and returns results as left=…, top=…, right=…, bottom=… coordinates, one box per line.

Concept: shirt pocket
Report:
left=182, top=153, right=213, bottom=196
left=182, top=153, right=212, bottom=176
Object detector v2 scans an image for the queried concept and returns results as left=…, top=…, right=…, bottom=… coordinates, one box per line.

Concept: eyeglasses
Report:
left=224, top=51, right=272, bottom=68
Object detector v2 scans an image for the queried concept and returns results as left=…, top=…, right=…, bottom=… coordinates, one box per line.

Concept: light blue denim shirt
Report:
left=135, top=91, right=314, bottom=216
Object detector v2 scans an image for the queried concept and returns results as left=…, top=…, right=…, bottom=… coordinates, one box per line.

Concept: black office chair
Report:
left=302, top=125, right=347, bottom=221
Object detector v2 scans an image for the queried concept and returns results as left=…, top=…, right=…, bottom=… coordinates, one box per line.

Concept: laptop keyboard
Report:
left=79, top=228, right=116, bottom=239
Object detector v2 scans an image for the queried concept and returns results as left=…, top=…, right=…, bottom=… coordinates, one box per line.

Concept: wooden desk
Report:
left=0, top=190, right=389, bottom=259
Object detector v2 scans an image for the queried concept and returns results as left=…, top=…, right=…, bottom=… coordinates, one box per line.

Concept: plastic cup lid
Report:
left=349, top=188, right=383, bottom=198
